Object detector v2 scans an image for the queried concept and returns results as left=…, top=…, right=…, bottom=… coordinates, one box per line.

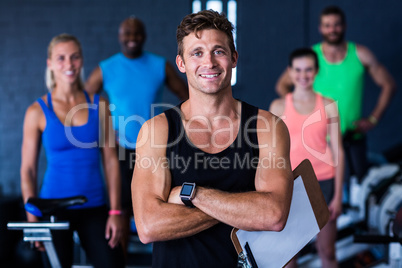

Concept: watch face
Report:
left=181, top=184, right=194, bottom=197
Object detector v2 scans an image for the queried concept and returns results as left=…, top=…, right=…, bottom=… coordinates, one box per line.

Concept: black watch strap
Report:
left=181, top=198, right=195, bottom=208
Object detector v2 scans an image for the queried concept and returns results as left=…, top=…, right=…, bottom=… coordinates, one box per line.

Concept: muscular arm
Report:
left=357, top=45, right=396, bottom=127
left=165, top=62, right=189, bottom=101
left=20, top=103, right=43, bottom=222
left=324, top=98, right=345, bottom=220
left=191, top=111, right=293, bottom=231
left=85, top=66, right=103, bottom=94
left=275, top=68, right=293, bottom=97
left=132, top=115, right=218, bottom=244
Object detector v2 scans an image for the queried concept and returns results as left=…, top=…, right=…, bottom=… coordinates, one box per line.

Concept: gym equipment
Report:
left=7, top=196, right=87, bottom=268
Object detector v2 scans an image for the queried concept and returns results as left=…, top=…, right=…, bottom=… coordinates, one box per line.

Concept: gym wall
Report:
left=0, top=0, right=400, bottom=196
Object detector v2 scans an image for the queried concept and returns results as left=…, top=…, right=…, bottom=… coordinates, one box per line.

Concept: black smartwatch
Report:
left=180, top=182, right=197, bottom=208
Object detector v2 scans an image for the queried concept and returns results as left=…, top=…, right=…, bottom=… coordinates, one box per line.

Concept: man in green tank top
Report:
left=275, top=6, right=395, bottom=185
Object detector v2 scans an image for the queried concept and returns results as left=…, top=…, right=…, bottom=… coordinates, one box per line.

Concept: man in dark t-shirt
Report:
left=132, top=10, right=294, bottom=267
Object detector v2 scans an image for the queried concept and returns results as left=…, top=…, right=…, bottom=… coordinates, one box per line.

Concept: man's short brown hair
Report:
left=176, top=10, right=235, bottom=59
left=320, top=6, right=346, bottom=25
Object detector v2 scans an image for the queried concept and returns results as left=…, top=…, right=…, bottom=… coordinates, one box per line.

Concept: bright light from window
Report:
left=227, top=0, right=237, bottom=85
left=192, top=0, right=237, bottom=86
left=228, top=0, right=237, bottom=46
left=193, top=0, right=201, bottom=13
left=206, top=1, right=222, bottom=12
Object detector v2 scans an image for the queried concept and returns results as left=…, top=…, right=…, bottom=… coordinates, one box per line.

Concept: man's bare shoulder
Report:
left=256, top=108, right=288, bottom=135
left=136, top=113, right=169, bottom=150
left=255, top=108, right=290, bottom=161
left=355, top=43, right=377, bottom=66
left=151, top=113, right=169, bottom=128
left=355, top=43, right=371, bottom=54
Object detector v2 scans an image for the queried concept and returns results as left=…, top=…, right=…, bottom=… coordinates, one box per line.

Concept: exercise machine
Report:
left=7, top=196, right=87, bottom=268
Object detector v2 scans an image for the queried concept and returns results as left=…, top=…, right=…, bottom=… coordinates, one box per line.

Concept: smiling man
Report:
left=85, top=16, right=188, bottom=257
left=132, top=10, right=293, bottom=268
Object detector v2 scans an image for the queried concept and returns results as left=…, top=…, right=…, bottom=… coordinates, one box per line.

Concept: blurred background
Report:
left=1, top=0, right=401, bottom=197
left=0, top=0, right=401, bottom=267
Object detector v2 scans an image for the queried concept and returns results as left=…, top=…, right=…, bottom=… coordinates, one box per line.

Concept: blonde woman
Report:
left=20, top=34, right=124, bottom=268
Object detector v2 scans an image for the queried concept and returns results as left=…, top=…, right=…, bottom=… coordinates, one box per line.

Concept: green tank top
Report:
left=312, top=42, right=365, bottom=134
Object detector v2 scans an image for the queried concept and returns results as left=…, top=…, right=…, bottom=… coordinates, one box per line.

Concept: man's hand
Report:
left=354, top=118, right=376, bottom=133
left=168, top=186, right=183, bottom=205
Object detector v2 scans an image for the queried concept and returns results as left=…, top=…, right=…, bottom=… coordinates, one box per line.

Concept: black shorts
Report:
left=44, top=206, right=125, bottom=268
left=319, top=178, right=334, bottom=205
left=118, top=146, right=136, bottom=211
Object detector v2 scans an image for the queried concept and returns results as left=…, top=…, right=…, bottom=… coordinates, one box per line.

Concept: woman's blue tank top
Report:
left=36, top=91, right=106, bottom=209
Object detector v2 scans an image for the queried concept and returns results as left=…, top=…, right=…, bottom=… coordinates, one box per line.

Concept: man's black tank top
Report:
left=153, top=101, right=259, bottom=268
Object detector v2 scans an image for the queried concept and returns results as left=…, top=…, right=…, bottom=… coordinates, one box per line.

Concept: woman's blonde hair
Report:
left=45, top=33, right=85, bottom=91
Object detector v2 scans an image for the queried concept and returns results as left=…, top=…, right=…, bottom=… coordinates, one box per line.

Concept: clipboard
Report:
left=231, top=159, right=330, bottom=267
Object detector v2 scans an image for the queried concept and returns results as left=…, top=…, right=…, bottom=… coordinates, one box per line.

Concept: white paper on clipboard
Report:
left=236, top=176, right=321, bottom=268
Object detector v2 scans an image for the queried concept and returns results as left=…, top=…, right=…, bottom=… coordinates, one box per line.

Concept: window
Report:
left=192, top=0, right=238, bottom=86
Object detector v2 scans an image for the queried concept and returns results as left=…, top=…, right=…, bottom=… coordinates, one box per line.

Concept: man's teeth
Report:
left=201, top=74, right=218, bottom=78
left=127, top=42, right=136, bottom=47
left=65, top=71, right=74, bottom=75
